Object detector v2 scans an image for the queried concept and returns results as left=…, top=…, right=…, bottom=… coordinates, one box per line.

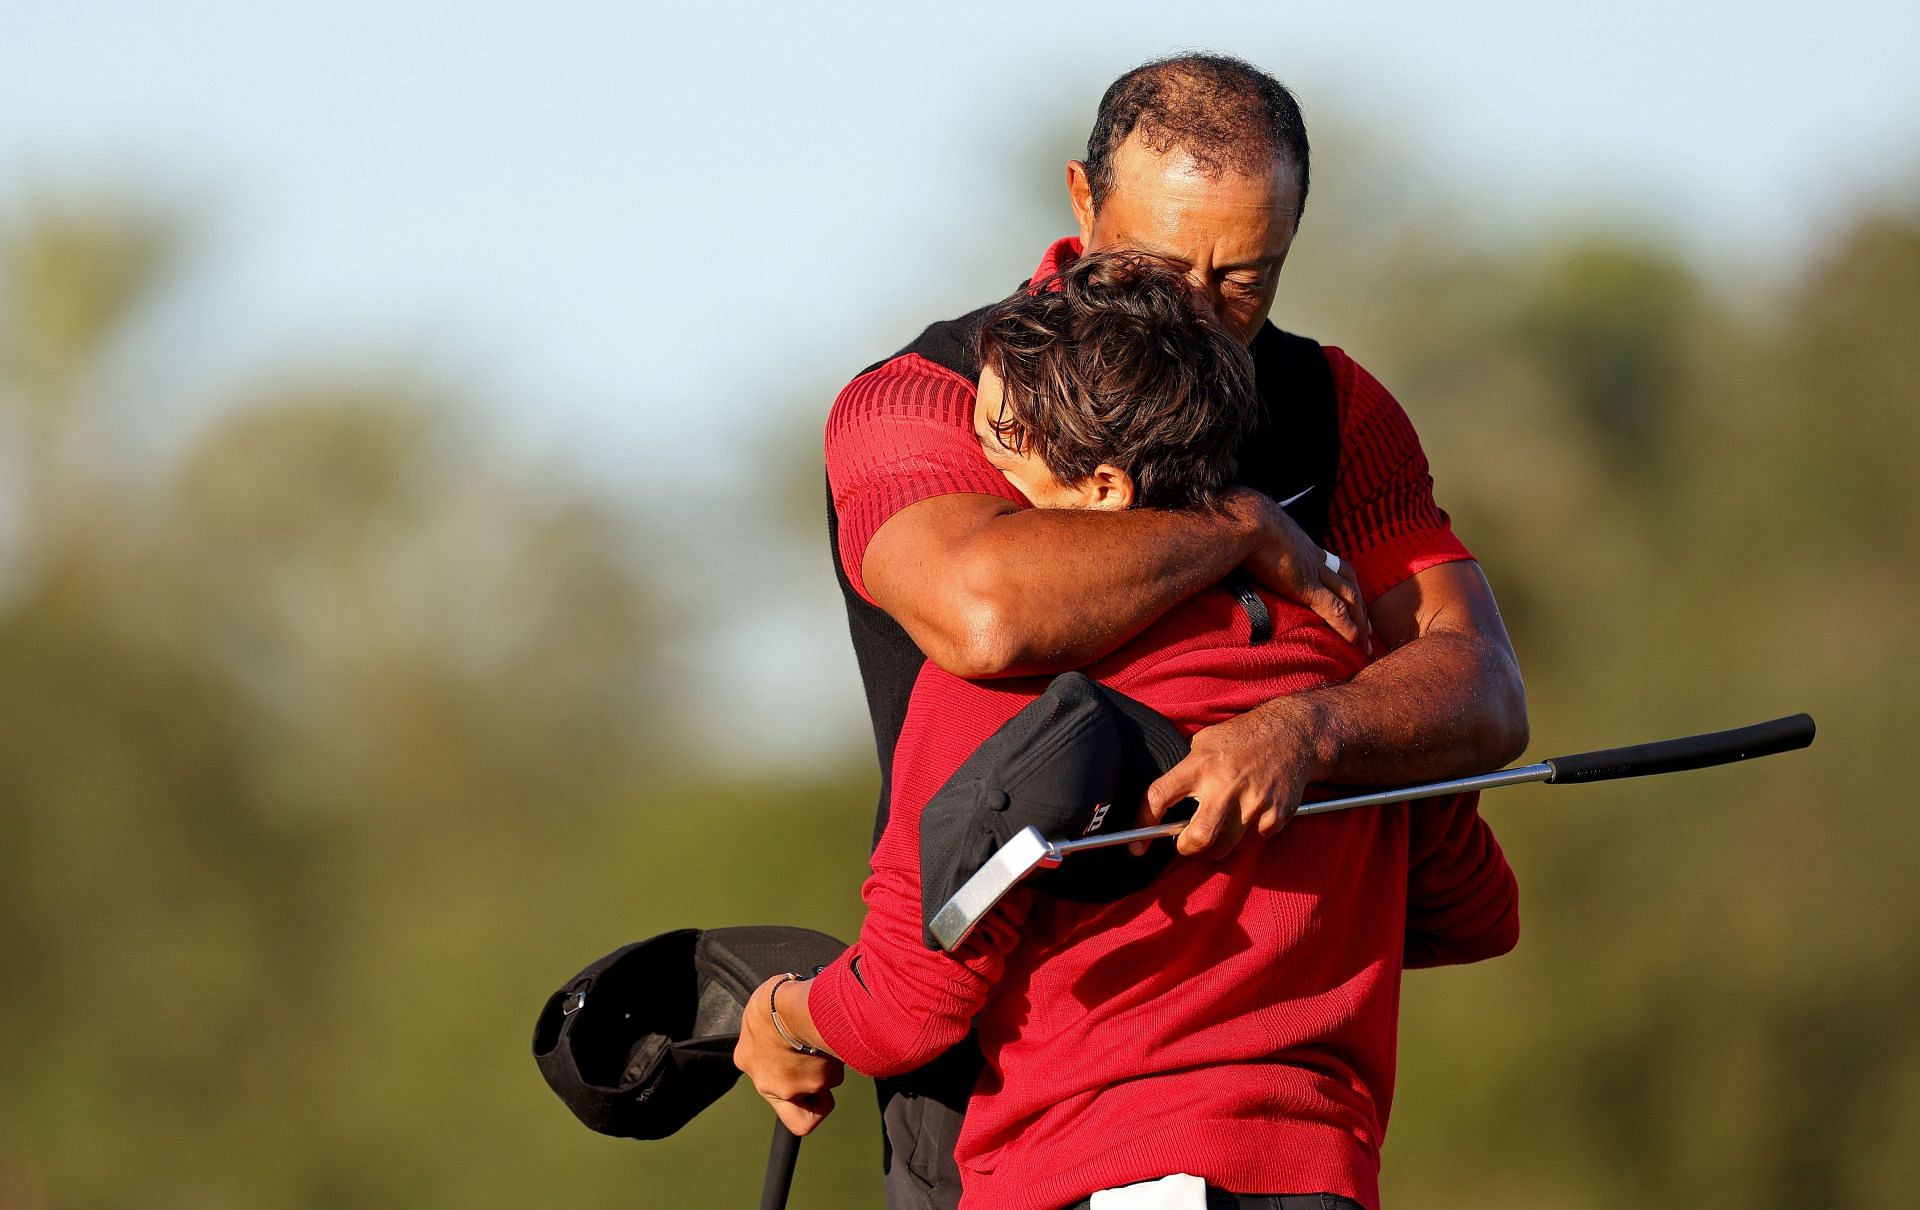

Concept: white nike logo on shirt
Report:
left=1278, top=485, right=1315, bottom=507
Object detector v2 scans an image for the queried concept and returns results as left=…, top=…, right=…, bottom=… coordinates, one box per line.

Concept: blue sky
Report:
left=5, top=1, right=1917, bottom=761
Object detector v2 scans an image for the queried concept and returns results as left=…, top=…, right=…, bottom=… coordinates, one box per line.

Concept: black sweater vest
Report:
left=828, top=304, right=1340, bottom=843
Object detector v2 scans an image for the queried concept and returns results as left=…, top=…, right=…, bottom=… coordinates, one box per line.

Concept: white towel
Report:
left=1089, top=1172, right=1209, bottom=1209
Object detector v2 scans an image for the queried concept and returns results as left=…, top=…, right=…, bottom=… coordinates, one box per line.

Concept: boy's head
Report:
left=974, top=250, right=1258, bottom=511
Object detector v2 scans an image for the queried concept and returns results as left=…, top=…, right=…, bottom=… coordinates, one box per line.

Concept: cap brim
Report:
left=1028, top=681, right=1193, bottom=902
left=919, top=673, right=1123, bottom=946
left=534, top=926, right=847, bottom=1140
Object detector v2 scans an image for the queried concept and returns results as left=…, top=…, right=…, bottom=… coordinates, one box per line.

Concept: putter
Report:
left=930, top=712, right=1815, bottom=951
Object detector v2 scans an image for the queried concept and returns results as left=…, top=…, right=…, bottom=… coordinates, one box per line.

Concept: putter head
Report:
left=928, top=826, right=1058, bottom=952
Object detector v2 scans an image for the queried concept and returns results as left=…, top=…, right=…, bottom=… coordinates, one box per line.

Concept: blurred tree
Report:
left=1382, top=205, right=1920, bottom=1210
left=1510, top=236, right=1703, bottom=479
left=0, top=197, right=877, bottom=1210
left=0, top=200, right=174, bottom=581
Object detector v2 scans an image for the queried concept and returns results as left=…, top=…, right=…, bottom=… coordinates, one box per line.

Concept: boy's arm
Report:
left=797, top=794, right=1034, bottom=1079
left=733, top=817, right=1031, bottom=1134
left=741, top=874, right=1029, bottom=1071
left=734, top=676, right=1037, bottom=1129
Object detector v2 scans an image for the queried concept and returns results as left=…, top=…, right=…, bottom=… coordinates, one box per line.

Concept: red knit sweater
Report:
left=808, top=588, right=1519, bottom=1210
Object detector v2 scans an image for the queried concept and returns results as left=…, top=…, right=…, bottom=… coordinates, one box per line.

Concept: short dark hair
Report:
left=977, top=250, right=1258, bottom=510
left=1084, top=53, right=1310, bottom=218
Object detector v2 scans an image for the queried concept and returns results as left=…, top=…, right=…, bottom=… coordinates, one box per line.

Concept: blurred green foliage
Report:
left=0, top=175, right=1915, bottom=1210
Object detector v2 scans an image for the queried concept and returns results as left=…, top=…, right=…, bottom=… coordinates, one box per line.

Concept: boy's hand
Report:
left=733, top=976, right=844, bottom=1136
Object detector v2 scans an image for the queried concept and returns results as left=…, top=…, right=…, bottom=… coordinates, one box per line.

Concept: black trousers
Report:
left=876, top=1041, right=976, bottom=1210
left=876, top=1040, right=1367, bottom=1210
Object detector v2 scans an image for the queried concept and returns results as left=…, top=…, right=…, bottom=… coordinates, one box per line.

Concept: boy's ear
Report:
left=1085, top=465, right=1136, bottom=511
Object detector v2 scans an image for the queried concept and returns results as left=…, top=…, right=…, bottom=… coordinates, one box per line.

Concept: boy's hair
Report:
left=977, top=250, right=1259, bottom=510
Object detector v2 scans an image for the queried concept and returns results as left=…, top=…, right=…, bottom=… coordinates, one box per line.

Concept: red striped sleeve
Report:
left=824, top=353, right=1026, bottom=603
left=1321, top=347, right=1474, bottom=601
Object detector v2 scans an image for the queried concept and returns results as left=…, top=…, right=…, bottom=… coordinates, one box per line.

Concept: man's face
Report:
left=1068, top=134, right=1302, bottom=346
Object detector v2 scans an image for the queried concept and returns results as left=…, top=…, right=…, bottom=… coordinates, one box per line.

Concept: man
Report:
left=821, top=53, right=1527, bottom=1209
left=736, top=251, right=1519, bottom=1209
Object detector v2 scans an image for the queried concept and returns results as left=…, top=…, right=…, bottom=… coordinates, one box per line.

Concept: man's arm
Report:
left=863, top=488, right=1370, bottom=678
left=1137, top=348, right=1529, bottom=858
left=828, top=354, right=1370, bottom=678
left=1140, top=559, right=1529, bottom=856
left=1314, top=560, right=1529, bottom=780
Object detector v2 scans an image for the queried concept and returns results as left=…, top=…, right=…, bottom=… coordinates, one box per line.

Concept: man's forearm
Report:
left=1139, top=560, right=1526, bottom=858
left=962, top=507, right=1256, bottom=675
left=869, top=493, right=1262, bottom=678
left=1281, top=626, right=1529, bottom=788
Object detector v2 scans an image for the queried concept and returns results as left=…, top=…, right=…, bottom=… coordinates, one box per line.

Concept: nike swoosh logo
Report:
left=1278, top=485, right=1315, bottom=508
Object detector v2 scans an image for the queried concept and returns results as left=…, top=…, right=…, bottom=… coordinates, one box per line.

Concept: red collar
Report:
left=1029, top=235, right=1083, bottom=287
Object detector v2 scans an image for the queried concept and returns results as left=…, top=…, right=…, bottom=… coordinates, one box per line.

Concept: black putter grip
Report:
left=759, top=1121, right=801, bottom=1210
left=1543, top=713, right=1815, bottom=785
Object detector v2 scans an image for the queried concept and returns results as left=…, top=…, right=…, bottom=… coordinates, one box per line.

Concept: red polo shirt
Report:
left=825, top=236, right=1474, bottom=605
left=807, top=587, right=1519, bottom=1210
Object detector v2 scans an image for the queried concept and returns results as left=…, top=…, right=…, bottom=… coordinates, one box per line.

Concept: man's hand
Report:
left=1135, top=695, right=1331, bottom=858
left=733, top=976, right=844, bottom=1136
left=1134, top=561, right=1529, bottom=863
left=1229, top=488, right=1372, bottom=654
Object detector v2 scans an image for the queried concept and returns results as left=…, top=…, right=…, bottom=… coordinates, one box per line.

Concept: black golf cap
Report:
left=918, top=671, right=1195, bottom=948
left=533, top=925, right=847, bottom=1140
